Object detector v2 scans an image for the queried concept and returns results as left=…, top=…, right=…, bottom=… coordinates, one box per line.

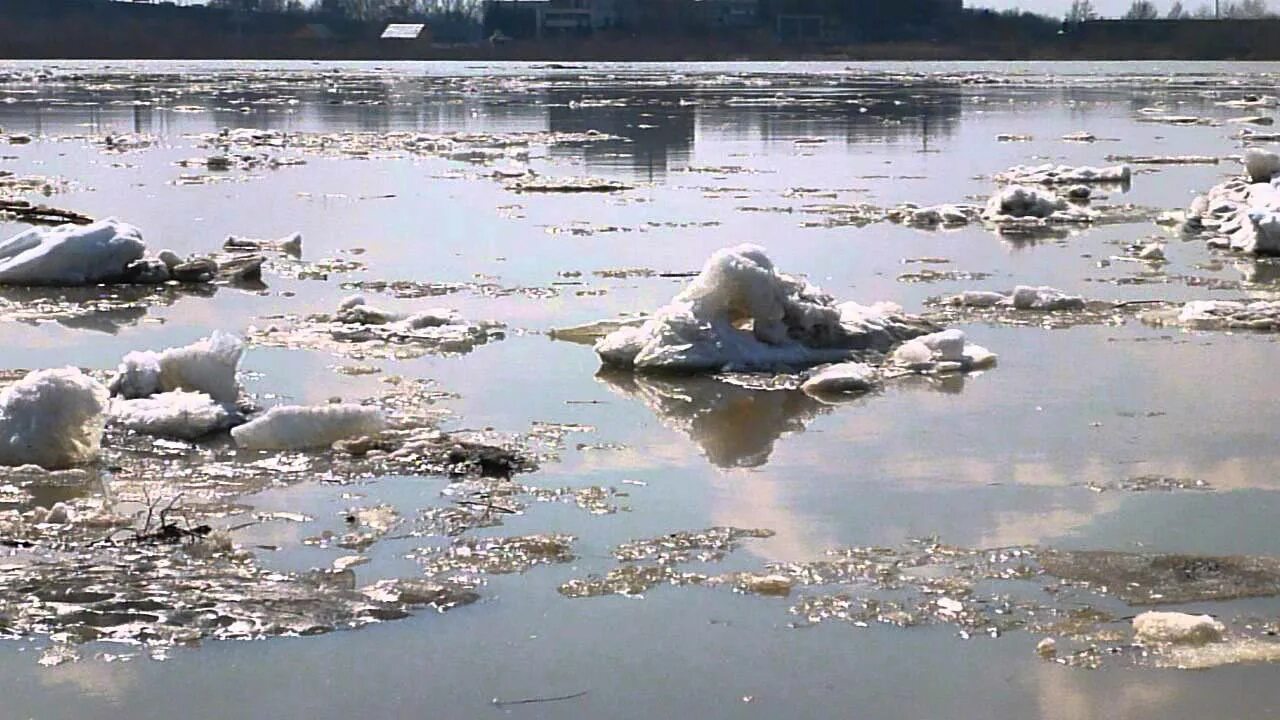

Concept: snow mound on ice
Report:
left=890, top=329, right=998, bottom=374
left=110, top=331, right=244, bottom=403
left=109, top=391, right=238, bottom=440
left=0, top=369, right=109, bottom=469
left=0, top=218, right=145, bottom=286
left=1133, top=611, right=1225, bottom=646
left=595, top=244, right=932, bottom=373
left=231, top=404, right=387, bottom=451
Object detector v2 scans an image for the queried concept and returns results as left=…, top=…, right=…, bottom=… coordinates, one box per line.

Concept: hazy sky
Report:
left=972, top=0, right=1230, bottom=16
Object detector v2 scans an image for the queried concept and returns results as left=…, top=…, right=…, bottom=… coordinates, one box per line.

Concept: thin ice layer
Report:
left=0, top=368, right=109, bottom=469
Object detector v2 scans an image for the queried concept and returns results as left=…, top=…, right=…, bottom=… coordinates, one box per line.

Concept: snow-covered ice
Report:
left=231, top=404, right=387, bottom=451
left=890, top=329, right=998, bottom=374
left=595, top=244, right=933, bottom=373
left=0, top=218, right=145, bottom=286
left=801, top=362, right=879, bottom=397
left=994, top=163, right=1131, bottom=186
left=109, top=391, right=239, bottom=440
left=0, top=369, right=109, bottom=469
left=1133, top=611, right=1225, bottom=646
left=110, top=331, right=244, bottom=403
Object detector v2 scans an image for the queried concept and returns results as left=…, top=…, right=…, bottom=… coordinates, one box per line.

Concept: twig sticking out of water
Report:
left=491, top=691, right=588, bottom=708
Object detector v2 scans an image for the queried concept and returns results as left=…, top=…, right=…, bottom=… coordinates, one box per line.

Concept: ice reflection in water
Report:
left=4, top=60, right=1280, bottom=719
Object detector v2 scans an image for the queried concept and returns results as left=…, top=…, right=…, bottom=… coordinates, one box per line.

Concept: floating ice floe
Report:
left=249, top=295, right=503, bottom=360
left=800, top=362, right=879, bottom=398
left=886, top=203, right=981, bottom=229
left=108, top=390, right=238, bottom=441
left=1143, top=299, right=1280, bottom=331
left=0, top=368, right=109, bottom=469
left=593, top=244, right=937, bottom=373
left=110, top=331, right=244, bottom=403
left=223, top=231, right=302, bottom=256
left=1184, top=149, right=1280, bottom=255
left=0, top=218, right=145, bottom=286
left=942, top=286, right=1086, bottom=312
left=231, top=404, right=388, bottom=451
left=1133, top=612, right=1225, bottom=646
left=889, top=329, right=997, bottom=374
left=983, top=185, right=1094, bottom=224
left=994, top=163, right=1131, bottom=186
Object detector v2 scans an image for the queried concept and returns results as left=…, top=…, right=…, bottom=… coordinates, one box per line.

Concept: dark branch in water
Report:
left=491, top=690, right=588, bottom=707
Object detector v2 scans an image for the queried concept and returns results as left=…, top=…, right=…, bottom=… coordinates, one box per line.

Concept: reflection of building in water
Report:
left=546, top=89, right=695, bottom=181
left=694, top=84, right=962, bottom=151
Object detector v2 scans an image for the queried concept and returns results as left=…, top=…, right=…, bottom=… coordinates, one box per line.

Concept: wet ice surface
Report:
left=9, top=60, right=1280, bottom=718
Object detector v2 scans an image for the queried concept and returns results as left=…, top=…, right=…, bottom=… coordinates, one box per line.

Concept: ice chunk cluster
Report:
left=232, top=404, right=387, bottom=451
left=0, top=369, right=109, bottom=469
left=1143, top=299, right=1280, bottom=331
left=0, top=218, right=145, bottom=286
left=1185, top=149, right=1280, bottom=255
left=595, top=244, right=933, bottom=373
left=110, top=331, right=244, bottom=403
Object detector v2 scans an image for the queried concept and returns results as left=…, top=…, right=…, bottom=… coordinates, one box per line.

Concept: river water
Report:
left=3, top=60, right=1280, bottom=719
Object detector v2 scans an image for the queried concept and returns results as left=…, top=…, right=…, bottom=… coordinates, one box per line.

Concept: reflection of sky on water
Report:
left=4, top=62, right=1280, bottom=719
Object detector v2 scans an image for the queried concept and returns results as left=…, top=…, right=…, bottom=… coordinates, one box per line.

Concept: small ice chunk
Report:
left=1007, top=285, right=1086, bottom=311
left=1137, top=243, right=1166, bottom=261
left=109, top=391, right=238, bottom=440
left=985, top=185, right=1067, bottom=219
left=947, top=291, right=1006, bottom=308
left=801, top=362, right=878, bottom=397
left=891, top=329, right=997, bottom=372
left=110, top=331, right=244, bottom=403
left=0, top=368, right=109, bottom=469
left=0, top=218, right=145, bottom=286
left=1245, top=148, right=1280, bottom=183
left=231, top=404, right=387, bottom=451
left=404, top=309, right=461, bottom=329
left=1133, top=611, right=1225, bottom=646
left=1036, top=638, right=1057, bottom=657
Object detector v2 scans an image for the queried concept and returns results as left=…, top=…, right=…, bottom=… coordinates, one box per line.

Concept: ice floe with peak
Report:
left=109, top=331, right=245, bottom=403
left=0, top=218, right=145, bottom=286
left=593, top=244, right=937, bottom=373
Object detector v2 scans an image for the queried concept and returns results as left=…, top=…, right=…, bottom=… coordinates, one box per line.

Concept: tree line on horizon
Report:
left=208, top=0, right=1278, bottom=24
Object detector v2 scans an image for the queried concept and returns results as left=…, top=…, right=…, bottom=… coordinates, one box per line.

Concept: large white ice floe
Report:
left=994, top=163, right=1131, bottom=186
left=0, top=218, right=145, bottom=286
left=231, top=404, right=387, bottom=451
left=593, top=244, right=935, bottom=373
left=800, top=362, right=879, bottom=398
left=1133, top=611, right=1225, bottom=646
left=109, top=331, right=244, bottom=403
left=890, top=329, right=997, bottom=374
left=1184, top=149, right=1280, bottom=255
left=108, top=391, right=239, bottom=440
left=0, top=368, right=109, bottom=469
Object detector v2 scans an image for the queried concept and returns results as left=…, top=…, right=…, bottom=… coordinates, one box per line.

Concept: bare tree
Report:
left=1125, top=0, right=1159, bottom=18
left=1167, top=1, right=1188, bottom=17
left=1066, top=0, right=1098, bottom=22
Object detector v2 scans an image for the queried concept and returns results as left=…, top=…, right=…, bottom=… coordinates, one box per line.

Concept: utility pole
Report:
left=1216, top=0, right=1220, bottom=18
